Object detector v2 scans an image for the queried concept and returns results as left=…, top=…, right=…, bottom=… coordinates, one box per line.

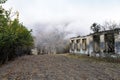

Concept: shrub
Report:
left=0, top=6, right=33, bottom=64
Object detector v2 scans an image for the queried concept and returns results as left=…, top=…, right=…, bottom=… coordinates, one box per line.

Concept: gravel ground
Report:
left=0, top=54, right=120, bottom=80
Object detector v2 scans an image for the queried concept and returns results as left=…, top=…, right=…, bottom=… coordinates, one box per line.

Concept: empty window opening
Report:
left=82, top=39, right=87, bottom=50
left=104, top=33, right=115, bottom=53
left=76, top=39, right=80, bottom=51
left=70, top=40, right=74, bottom=51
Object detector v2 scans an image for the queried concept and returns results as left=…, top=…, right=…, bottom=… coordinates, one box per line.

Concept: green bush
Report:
left=0, top=6, right=33, bottom=64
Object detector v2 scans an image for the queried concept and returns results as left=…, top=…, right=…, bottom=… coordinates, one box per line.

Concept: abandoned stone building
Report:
left=69, top=29, right=120, bottom=57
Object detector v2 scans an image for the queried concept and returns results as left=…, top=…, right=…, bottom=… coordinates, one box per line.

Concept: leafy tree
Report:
left=90, top=23, right=101, bottom=33
left=0, top=6, right=33, bottom=64
left=0, top=0, right=7, bottom=4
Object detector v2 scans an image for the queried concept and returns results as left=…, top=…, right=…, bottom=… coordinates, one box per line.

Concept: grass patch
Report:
left=66, top=54, right=120, bottom=63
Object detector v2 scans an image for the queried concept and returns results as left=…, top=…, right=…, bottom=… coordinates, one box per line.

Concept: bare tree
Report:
left=34, top=23, right=70, bottom=54
left=101, top=21, right=119, bottom=31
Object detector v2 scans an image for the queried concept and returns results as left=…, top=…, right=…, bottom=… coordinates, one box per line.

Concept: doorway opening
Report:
left=93, top=35, right=100, bottom=53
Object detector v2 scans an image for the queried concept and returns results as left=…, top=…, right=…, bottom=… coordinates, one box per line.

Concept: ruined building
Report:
left=69, top=29, right=120, bottom=57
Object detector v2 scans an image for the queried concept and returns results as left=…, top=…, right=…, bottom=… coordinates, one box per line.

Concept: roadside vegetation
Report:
left=0, top=0, right=33, bottom=64
left=67, top=54, right=120, bottom=63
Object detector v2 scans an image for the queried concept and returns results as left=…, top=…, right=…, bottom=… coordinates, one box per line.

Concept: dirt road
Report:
left=0, top=54, right=120, bottom=80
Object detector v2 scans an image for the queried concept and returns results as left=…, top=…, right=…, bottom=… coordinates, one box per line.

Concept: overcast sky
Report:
left=2, top=0, right=120, bottom=36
